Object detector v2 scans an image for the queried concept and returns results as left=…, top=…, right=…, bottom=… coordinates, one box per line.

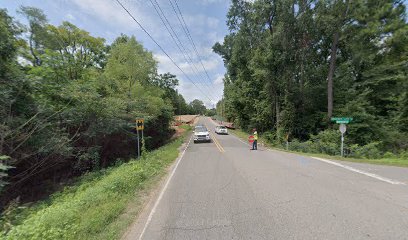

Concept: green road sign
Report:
left=331, top=117, right=353, bottom=124
left=336, top=120, right=350, bottom=124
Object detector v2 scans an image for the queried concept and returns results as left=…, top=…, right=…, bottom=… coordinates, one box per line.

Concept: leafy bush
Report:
left=262, top=131, right=276, bottom=143
left=383, top=152, right=397, bottom=159
left=288, top=139, right=313, bottom=153
left=400, top=151, right=408, bottom=159
left=1, top=137, right=184, bottom=239
left=308, top=130, right=341, bottom=155
left=349, top=142, right=383, bottom=159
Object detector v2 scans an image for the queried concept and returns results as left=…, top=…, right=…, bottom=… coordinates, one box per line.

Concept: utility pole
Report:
left=221, top=96, right=224, bottom=124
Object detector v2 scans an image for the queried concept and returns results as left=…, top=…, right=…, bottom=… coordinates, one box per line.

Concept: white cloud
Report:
left=214, top=74, right=224, bottom=85
left=197, top=0, right=231, bottom=6
left=70, top=0, right=150, bottom=31
left=65, top=13, right=76, bottom=20
left=178, top=81, right=222, bottom=107
left=155, top=52, right=221, bottom=75
left=183, top=14, right=220, bottom=29
left=70, top=0, right=226, bottom=105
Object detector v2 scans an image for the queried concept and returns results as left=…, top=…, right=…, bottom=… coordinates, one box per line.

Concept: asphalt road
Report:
left=125, top=117, right=408, bottom=240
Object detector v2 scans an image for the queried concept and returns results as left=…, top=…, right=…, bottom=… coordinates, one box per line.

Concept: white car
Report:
left=194, top=125, right=211, bottom=143
left=215, top=125, right=228, bottom=135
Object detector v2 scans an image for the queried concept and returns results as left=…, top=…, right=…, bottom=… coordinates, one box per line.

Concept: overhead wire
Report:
left=114, top=0, right=214, bottom=103
left=170, top=0, right=222, bottom=99
left=148, top=0, right=218, bottom=100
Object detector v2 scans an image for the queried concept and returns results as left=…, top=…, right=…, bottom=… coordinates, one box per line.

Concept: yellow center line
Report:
left=206, top=124, right=225, bottom=153
left=213, top=133, right=225, bottom=153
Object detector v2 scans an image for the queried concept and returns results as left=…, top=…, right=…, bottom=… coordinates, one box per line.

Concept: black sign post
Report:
left=136, top=119, right=144, bottom=158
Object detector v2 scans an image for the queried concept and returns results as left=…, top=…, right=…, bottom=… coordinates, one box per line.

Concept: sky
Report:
left=1, top=0, right=230, bottom=107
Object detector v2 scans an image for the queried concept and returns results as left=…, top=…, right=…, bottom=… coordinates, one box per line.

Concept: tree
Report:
left=17, top=6, right=48, bottom=66
left=0, top=11, right=178, bottom=208
left=105, top=36, right=156, bottom=98
left=324, top=0, right=350, bottom=119
left=189, top=99, right=207, bottom=115
left=0, top=9, right=22, bottom=195
left=206, top=108, right=217, bottom=117
left=214, top=0, right=408, bottom=153
left=149, top=72, right=192, bottom=115
left=151, top=72, right=178, bottom=89
left=45, top=21, right=106, bottom=80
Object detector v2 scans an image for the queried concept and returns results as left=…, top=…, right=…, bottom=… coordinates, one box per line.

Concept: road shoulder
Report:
left=226, top=126, right=408, bottom=186
left=121, top=134, right=192, bottom=240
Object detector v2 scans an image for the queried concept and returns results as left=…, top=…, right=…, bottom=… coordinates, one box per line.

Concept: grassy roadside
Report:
left=229, top=128, right=408, bottom=168
left=1, top=125, right=192, bottom=240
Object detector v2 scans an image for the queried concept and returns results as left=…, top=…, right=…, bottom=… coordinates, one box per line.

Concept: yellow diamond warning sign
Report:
left=136, top=119, right=144, bottom=130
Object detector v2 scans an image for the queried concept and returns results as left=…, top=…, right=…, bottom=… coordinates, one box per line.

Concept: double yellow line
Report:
left=206, top=124, right=225, bottom=153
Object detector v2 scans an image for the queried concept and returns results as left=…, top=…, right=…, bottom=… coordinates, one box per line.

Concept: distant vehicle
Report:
left=215, top=125, right=228, bottom=135
left=194, top=125, right=211, bottom=143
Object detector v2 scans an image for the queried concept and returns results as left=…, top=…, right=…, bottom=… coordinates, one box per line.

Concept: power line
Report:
left=148, top=0, right=218, bottom=100
left=152, top=0, right=216, bottom=98
left=114, top=0, right=214, bottom=103
left=170, top=0, right=221, bottom=98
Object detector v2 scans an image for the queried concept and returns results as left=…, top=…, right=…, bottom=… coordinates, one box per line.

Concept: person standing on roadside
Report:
left=252, top=128, right=258, bottom=150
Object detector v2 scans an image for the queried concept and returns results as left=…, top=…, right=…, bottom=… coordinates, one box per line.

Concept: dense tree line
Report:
left=0, top=7, right=193, bottom=207
left=214, top=0, right=408, bottom=156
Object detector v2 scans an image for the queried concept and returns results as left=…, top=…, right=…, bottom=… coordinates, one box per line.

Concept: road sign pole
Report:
left=141, top=129, right=144, bottom=154
left=135, top=118, right=144, bottom=158
left=341, top=133, right=344, bottom=157
left=137, top=129, right=140, bottom=158
left=339, top=123, right=347, bottom=157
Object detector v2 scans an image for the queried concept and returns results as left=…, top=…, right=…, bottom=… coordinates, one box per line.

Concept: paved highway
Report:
left=125, top=117, right=408, bottom=240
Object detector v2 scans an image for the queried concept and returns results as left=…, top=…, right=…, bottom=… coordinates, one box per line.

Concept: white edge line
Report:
left=231, top=131, right=405, bottom=186
left=228, top=131, right=250, bottom=146
left=138, top=135, right=193, bottom=240
left=312, top=157, right=406, bottom=185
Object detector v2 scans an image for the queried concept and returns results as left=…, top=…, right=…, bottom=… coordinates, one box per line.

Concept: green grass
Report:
left=1, top=131, right=189, bottom=240
left=179, top=124, right=192, bottom=131
left=229, top=129, right=250, bottom=141
left=229, top=129, right=408, bottom=168
left=212, top=115, right=226, bottom=122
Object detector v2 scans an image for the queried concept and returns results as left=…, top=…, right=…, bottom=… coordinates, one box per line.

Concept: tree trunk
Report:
left=327, top=0, right=350, bottom=119
left=327, top=31, right=339, bottom=119
left=299, top=0, right=307, bottom=110
left=29, top=35, right=40, bottom=66
left=275, top=94, right=280, bottom=129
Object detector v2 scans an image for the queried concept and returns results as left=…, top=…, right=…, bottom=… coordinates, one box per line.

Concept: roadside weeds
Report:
left=1, top=125, right=192, bottom=240
left=228, top=128, right=408, bottom=168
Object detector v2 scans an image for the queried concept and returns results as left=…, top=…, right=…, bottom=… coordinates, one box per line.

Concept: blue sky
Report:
left=1, top=0, right=230, bottom=107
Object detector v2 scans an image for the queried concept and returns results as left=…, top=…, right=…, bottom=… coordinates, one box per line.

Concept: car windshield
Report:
left=219, top=126, right=226, bottom=129
left=195, top=127, right=207, bottom=132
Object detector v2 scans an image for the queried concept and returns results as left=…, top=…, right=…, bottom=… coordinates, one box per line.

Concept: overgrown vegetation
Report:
left=214, top=0, right=408, bottom=157
left=0, top=128, right=189, bottom=239
left=229, top=128, right=408, bottom=167
left=0, top=6, right=202, bottom=209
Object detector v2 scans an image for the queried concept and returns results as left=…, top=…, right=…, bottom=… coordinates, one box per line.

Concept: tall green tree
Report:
left=151, top=73, right=192, bottom=115
left=17, top=6, right=48, bottom=66
left=0, top=11, right=178, bottom=207
left=215, top=0, right=408, bottom=150
left=44, top=21, right=105, bottom=80
left=189, top=99, right=207, bottom=115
